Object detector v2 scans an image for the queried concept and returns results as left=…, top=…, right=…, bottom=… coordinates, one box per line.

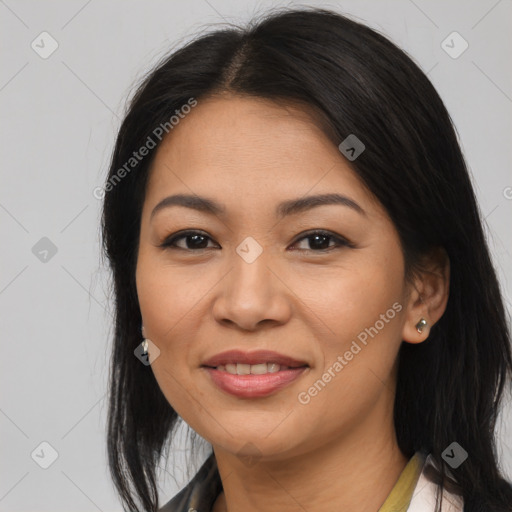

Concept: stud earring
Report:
left=415, top=318, right=428, bottom=334
left=140, top=324, right=148, bottom=356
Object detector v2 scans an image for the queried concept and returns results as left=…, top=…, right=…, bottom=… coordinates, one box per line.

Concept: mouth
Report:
left=201, top=349, right=309, bottom=369
left=206, top=362, right=307, bottom=375
left=201, top=349, right=310, bottom=398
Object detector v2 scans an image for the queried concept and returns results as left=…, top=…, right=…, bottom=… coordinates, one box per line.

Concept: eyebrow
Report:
left=150, top=192, right=366, bottom=220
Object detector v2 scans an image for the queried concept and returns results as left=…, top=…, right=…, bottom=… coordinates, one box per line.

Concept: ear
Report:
left=401, top=246, right=450, bottom=344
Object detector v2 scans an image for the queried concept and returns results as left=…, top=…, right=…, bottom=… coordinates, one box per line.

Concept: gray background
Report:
left=1, top=0, right=511, bottom=510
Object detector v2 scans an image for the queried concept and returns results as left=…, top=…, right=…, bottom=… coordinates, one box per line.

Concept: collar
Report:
left=407, top=453, right=464, bottom=512
left=378, top=450, right=425, bottom=511
left=159, top=450, right=464, bottom=512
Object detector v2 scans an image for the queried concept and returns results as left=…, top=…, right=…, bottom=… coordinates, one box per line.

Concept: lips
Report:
left=201, top=350, right=309, bottom=398
left=201, top=349, right=309, bottom=369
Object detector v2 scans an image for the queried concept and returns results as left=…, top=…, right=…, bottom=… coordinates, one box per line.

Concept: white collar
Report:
left=407, top=454, right=464, bottom=512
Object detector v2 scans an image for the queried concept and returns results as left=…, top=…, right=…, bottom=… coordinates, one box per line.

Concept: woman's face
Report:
left=136, top=94, right=414, bottom=461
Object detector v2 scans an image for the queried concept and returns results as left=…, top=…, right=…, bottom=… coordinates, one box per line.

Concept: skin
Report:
left=136, top=93, right=450, bottom=512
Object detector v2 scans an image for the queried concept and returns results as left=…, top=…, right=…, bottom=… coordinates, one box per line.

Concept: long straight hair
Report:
left=101, top=7, right=512, bottom=511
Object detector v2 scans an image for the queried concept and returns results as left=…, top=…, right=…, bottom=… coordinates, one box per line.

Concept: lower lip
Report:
left=202, top=367, right=308, bottom=398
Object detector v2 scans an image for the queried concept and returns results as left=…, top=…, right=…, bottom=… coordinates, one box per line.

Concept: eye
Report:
left=160, top=229, right=353, bottom=252
left=290, top=230, right=353, bottom=252
left=160, top=230, right=218, bottom=251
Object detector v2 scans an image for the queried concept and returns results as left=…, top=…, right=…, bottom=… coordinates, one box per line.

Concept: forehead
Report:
left=145, top=94, right=379, bottom=215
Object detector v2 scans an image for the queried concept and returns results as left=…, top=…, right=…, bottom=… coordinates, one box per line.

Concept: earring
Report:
left=140, top=324, right=148, bottom=355
left=415, top=318, right=428, bottom=334
left=137, top=325, right=160, bottom=365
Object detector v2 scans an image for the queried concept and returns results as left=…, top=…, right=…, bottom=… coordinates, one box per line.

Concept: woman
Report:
left=101, top=7, right=512, bottom=512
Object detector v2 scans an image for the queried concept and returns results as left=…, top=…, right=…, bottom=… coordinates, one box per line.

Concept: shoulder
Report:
left=408, top=453, right=464, bottom=512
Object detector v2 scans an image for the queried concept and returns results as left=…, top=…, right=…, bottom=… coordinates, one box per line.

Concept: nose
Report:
left=212, top=248, right=292, bottom=331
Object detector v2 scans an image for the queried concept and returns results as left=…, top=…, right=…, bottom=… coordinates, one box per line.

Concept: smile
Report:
left=213, top=363, right=299, bottom=374
left=202, top=365, right=309, bottom=398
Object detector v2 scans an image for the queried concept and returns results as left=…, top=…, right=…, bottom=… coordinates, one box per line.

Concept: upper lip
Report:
left=202, top=350, right=309, bottom=368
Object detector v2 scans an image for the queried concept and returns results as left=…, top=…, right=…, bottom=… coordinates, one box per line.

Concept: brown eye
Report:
left=160, top=229, right=353, bottom=253
left=160, top=230, right=218, bottom=251
left=290, top=230, right=353, bottom=252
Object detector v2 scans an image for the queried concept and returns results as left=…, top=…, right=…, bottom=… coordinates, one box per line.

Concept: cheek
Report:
left=136, top=259, right=190, bottom=389
left=136, top=252, right=209, bottom=342
left=136, top=258, right=206, bottom=422
left=294, top=250, right=405, bottom=405
left=296, top=251, right=404, bottom=344
left=135, top=253, right=219, bottom=398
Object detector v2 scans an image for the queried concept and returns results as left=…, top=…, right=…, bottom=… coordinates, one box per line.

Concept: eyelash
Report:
left=159, top=229, right=354, bottom=253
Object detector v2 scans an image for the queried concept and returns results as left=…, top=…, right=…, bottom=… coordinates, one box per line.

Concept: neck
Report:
left=211, top=403, right=408, bottom=512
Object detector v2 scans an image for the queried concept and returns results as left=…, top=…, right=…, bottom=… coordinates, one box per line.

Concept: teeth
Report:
left=225, top=363, right=237, bottom=374
left=267, top=363, right=280, bottom=373
left=237, top=363, right=251, bottom=375
left=217, top=363, right=289, bottom=374
left=250, top=363, right=268, bottom=375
